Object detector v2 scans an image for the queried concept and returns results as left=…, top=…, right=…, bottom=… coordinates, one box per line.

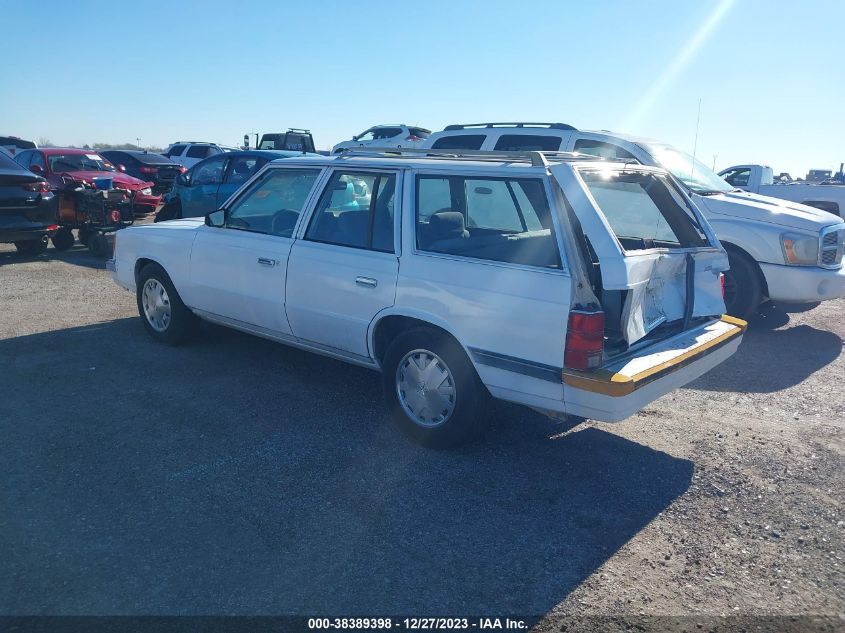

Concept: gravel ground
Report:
left=0, top=239, right=842, bottom=628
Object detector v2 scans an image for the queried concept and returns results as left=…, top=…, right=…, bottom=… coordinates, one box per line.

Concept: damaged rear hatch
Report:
left=550, top=162, right=745, bottom=421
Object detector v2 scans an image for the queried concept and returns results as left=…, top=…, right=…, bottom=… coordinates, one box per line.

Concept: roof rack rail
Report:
left=443, top=122, right=577, bottom=131
left=286, top=128, right=311, bottom=133
left=333, top=146, right=607, bottom=167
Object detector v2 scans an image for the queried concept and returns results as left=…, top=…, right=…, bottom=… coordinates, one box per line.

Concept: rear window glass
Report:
left=416, top=175, right=560, bottom=269
left=133, top=152, right=171, bottom=164
left=167, top=144, right=186, bottom=157
left=579, top=170, right=707, bottom=250
left=0, top=137, right=36, bottom=150
left=493, top=135, right=562, bottom=151
left=430, top=135, right=485, bottom=150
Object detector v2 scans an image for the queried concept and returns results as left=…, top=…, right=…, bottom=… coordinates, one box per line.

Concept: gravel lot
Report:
left=0, top=239, right=842, bottom=625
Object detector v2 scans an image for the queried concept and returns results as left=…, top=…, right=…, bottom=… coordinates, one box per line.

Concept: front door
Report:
left=181, top=155, right=227, bottom=218
left=285, top=169, right=401, bottom=359
left=186, top=166, right=324, bottom=334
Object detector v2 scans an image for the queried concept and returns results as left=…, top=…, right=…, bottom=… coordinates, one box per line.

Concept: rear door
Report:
left=285, top=168, right=401, bottom=359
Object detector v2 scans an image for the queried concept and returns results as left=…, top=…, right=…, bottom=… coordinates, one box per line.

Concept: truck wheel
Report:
left=51, top=227, right=75, bottom=251
left=136, top=263, right=198, bottom=345
left=88, top=233, right=109, bottom=257
left=14, top=236, right=48, bottom=256
left=723, top=248, right=762, bottom=321
left=382, top=327, right=488, bottom=448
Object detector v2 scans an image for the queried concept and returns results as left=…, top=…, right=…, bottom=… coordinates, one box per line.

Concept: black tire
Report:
left=723, top=248, right=763, bottom=321
left=78, top=226, right=92, bottom=246
left=382, top=327, right=488, bottom=448
left=51, top=227, right=75, bottom=251
left=14, top=236, right=48, bottom=256
left=136, top=263, right=199, bottom=345
left=155, top=200, right=181, bottom=223
left=88, top=233, right=109, bottom=257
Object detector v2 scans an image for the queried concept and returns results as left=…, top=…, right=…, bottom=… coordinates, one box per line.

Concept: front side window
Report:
left=192, top=156, right=227, bottom=185
left=430, top=135, right=485, bottom=150
left=355, top=129, right=375, bottom=142
left=494, top=135, right=562, bottom=151
left=721, top=168, right=751, bottom=187
left=306, top=171, right=397, bottom=252
left=416, top=175, right=561, bottom=268
left=372, top=127, right=402, bottom=140
left=226, top=168, right=321, bottom=237
left=30, top=152, right=46, bottom=170
left=579, top=170, right=708, bottom=250
left=573, top=139, right=637, bottom=161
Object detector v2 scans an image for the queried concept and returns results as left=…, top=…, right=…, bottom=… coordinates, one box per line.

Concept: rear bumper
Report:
left=0, top=227, right=56, bottom=243
left=562, top=315, right=746, bottom=422
left=760, top=262, right=845, bottom=302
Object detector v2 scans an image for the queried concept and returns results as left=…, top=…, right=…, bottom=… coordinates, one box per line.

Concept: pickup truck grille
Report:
left=820, top=226, right=844, bottom=268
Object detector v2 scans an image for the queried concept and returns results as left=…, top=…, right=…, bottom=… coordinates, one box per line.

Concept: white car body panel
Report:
left=110, top=155, right=744, bottom=425
left=719, top=164, right=845, bottom=216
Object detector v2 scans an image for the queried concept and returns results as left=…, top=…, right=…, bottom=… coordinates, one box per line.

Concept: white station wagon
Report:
left=108, top=149, right=746, bottom=447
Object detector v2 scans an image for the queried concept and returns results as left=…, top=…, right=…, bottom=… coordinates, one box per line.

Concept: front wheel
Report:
left=382, top=328, right=488, bottom=448
left=136, top=263, right=198, bottom=345
left=723, top=249, right=762, bottom=321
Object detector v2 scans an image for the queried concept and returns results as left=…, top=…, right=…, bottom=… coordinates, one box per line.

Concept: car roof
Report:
left=40, top=148, right=102, bottom=155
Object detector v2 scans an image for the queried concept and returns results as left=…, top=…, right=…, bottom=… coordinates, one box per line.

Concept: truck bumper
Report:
left=760, top=262, right=845, bottom=303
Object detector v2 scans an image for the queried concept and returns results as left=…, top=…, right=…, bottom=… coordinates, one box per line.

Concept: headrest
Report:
left=428, top=211, right=468, bottom=239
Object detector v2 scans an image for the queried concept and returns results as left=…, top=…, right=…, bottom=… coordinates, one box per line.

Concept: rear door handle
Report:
left=355, top=276, right=378, bottom=288
left=257, top=257, right=277, bottom=267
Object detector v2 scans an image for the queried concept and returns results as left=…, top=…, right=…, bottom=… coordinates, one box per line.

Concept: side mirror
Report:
left=352, top=135, right=359, bottom=141
left=117, top=164, right=126, bottom=173
left=30, top=164, right=44, bottom=175
left=205, top=208, right=225, bottom=227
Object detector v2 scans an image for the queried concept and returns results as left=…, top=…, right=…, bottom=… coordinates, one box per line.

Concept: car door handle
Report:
left=257, top=257, right=277, bottom=267
left=355, top=276, right=378, bottom=288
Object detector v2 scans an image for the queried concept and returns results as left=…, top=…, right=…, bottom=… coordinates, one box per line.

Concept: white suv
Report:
left=163, top=142, right=239, bottom=169
left=425, top=123, right=845, bottom=319
left=108, top=149, right=744, bottom=447
left=332, top=125, right=431, bottom=154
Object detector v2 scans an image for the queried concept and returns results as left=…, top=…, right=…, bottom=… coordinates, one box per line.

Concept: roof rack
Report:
left=286, top=128, right=311, bottom=134
left=443, top=122, right=577, bottom=131
left=333, top=146, right=607, bottom=167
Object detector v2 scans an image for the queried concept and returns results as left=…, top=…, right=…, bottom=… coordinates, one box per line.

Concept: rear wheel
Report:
left=382, top=327, right=488, bottom=448
left=14, top=236, right=48, bottom=256
left=723, top=248, right=762, bottom=321
left=51, top=227, right=75, bottom=251
left=136, top=263, right=198, bottom=345
left=78, top=226, right=92, bottom=246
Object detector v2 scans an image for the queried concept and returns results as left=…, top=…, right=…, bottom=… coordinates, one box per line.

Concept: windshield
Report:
left=645, top=144, right=733, bottom=194
left=48, top=153, right=114, bottom=172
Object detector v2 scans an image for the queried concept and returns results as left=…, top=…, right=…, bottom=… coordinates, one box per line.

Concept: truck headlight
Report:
left=781, top=232, right=819, bottom=266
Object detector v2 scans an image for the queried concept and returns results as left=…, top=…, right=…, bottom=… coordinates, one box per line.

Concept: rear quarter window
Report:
left=493, top=135, right=563, bottom=151
left=430, top=135, right=486, bottom=150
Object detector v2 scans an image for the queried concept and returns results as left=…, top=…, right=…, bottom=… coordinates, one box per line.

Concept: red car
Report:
left=12, top=147, right=162, bottom=216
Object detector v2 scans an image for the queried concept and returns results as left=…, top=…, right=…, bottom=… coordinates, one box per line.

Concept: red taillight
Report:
left=139, top=166, right=159, bottom=175
left=178, top=166, right=187, bottom=173
left=46, top=224, right=59, bottom=231
left=24, top=181, right=50, bottom=193
left=564, top=309, right=605, bottom=371
left=720, top=273, right=726, bottom=298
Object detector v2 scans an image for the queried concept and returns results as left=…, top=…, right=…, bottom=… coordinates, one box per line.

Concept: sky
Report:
left=1, top=0, right=843, bottom=178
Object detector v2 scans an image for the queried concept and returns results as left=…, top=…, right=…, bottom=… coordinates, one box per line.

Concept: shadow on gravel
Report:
left=0, top=319, right=693, bottom=616
left=690, top=305, right=841, bottom=393
left=0, top=244, right=105, bottom=270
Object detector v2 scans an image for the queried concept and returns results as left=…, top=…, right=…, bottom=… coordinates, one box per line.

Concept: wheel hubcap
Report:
left=142, top=278, right=171, bottom=332
left=396, top=349, right=456, bottom=428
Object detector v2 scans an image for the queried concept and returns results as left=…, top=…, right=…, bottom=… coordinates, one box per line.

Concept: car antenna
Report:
left=691, top=98, right=702, bottom=179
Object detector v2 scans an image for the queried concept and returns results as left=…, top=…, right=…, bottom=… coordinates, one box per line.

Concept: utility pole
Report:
left=712, top=155, right=718, bottom=171
left=136, top=137, right=141, bottom=149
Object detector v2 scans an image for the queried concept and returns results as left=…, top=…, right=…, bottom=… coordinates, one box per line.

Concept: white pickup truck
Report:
left=719, top=164, right=845, bottom=218
left=109, top=150, right=744, bottom=447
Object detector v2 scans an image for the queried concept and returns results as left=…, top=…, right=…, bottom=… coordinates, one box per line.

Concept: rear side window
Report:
left=493, top=135, right=562, bottom=151
left=573, top=139, right=636, bottom=161
left=408, top=128, right=431, bottom=139
left=167, top=144, right=186, bottom=157
left=372, top=127, right=402, bottom=140
left=415, top=175, right=561, bottom=269
left=579, top=170, right=707, bottom=250
left=430, top=135, right=485, bottom=150
left=307, top=171, right=397, bottom=252
left=187, top=145, right=212, bottom=159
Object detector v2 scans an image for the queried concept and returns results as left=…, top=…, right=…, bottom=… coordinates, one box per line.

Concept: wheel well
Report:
left=372, top=315, right=461, bottom=365
left=721, top=242, right=769, bottom=298
left=134, top=258, right=159, bottom=283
